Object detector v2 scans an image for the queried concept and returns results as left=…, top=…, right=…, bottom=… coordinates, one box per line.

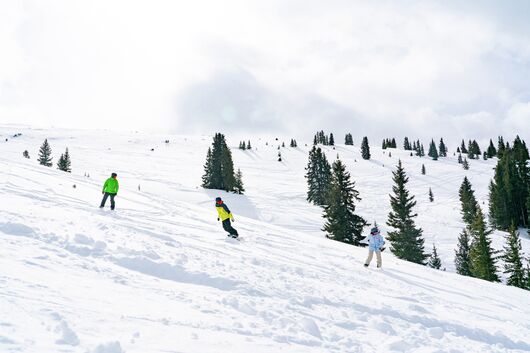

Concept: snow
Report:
left=1, top=125, right=529, bottom=353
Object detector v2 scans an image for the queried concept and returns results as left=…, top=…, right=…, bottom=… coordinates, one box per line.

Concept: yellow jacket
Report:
left=216, top=203, right=234, bottom=221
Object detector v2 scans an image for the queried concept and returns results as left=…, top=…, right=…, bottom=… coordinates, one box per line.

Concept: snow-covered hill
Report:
left=1, top=125, right=529, bottom=353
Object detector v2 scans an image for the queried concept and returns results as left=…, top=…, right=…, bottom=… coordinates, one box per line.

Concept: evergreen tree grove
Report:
left=489, top=136, right=529, bottom=229
left=322, top=159, right=367, bottom=245
left=306, top=146, right=332, bottom=206
left=57, top=148, right=72, bottom=172
left=201, top=133, right=240, bottom=193
left=386, top=160, right=428, bottom=264
left=345, top=133, right=354, bottom=145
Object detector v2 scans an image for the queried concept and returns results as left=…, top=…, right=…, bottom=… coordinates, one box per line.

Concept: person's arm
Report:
left=102, top=179, right=108, bottom=193
left=115, top=180, right=119, bottom=194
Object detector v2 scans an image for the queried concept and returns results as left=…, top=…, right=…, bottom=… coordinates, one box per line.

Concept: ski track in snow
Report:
left=1, top=126, right=530, bottom=353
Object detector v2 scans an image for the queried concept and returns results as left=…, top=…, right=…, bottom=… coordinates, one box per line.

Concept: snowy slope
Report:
left=1, top=125, right=529, bottom=353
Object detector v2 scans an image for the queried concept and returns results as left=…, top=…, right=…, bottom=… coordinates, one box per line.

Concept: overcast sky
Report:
left=1, top=0, right=530, bottom=142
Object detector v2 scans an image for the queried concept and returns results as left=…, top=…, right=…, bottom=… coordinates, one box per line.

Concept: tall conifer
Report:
left=322, top=159, right=367, bottom=245
left=386, top=160, right=428, bottom=264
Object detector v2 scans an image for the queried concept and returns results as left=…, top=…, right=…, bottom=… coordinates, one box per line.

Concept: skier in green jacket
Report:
left=100, top=173, right=119, bottom=210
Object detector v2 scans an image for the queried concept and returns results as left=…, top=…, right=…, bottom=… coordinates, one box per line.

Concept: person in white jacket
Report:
left=364, top=226, right=385, bottom=268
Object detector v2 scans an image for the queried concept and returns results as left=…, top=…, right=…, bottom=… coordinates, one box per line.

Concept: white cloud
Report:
left=0, top=0, right=529, bottom=141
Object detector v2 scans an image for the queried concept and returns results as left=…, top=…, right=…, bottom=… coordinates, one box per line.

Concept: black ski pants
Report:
left=222, top=219, right=238, bottom=236
left=100, top=192, right=116, bottom=210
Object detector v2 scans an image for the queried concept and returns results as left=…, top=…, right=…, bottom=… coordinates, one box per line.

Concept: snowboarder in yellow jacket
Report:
left=215, top=197, right=238, bottom=238
left=100, top=173, right=119, bottom=210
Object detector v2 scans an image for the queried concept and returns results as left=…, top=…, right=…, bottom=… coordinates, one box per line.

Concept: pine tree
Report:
left=428, top=244, right=442, bottom=269
left=467, top=140, right=475, bottom=159
left=404, top=137, right=411, bottom=150
left=306, top=147, right=332, bottom=206
left=201, top=148, right=213, bottom=188
left=469, top=207, right=500, bottom=282
left=38, top=139, right=53, bottom=167
left=23, top=150, right=30, bottom=159
left=498, top=136, right=506, bottom=158
left=234, top=168, right=245, bottom=195
left=483, top=151, right=488, bottom=160
left=57, top=148, right=72, bottom=172
left=487, top=139, right=497, bottom=158
left=382, top=139, right=387, bottom=150
left=462, top=158, right=469, bottom=170
left=247, top=140, right=251, bottom=149
left=278, top=151, right=282, bottom=162
left=421, top=164, right=426, bottom=175
left=242, top=141, right=247, bottom=150
left=460, top=139, right=468, bottom=154
left=282, top=142, right=285, bottom=148
left=361, top=137, right=371, bottom=160
left=428, top=139, right=438, bottom=160
left=391, top=138, right=397, bottom=148
left=429, top=188, right=434, bottom=202
left=455, top=229, right=472, bottom=276
left=322, top=159, right=367, bottom=245
left=386, top=160, right=428, bottom=264
left=502, top=225, right=526, bottom=288
left=459, top=177, right=479, bottom=226
left=439, top=138, right=447, bottom=157
left=458, top=153, right=463, bottom=164
left=329, top=133, right=335, bottom=146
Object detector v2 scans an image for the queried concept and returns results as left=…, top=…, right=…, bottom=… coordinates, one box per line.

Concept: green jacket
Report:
left=103, top=177, right=119, bottom=194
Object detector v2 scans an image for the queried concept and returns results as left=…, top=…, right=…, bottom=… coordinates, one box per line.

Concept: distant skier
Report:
left=364, top=226, right=385, bottom=268
left=215, top=197, right=238, bottom=238
left=100, top=173, right=119, bottom=210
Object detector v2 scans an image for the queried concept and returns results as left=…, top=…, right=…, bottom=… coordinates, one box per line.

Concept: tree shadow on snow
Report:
left=203, top=189, right=261, bottom=220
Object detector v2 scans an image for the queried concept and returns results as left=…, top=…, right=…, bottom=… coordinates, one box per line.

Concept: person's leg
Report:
left=110, top=194, right=116, bottom=210
left=376, top=251, right=382, bottom=267
left=222, top=219, right=238, bottom=237
left=222, top=219, right=231, bottom=233
left=365, top=250, right=374, bottom=266
left=100, top=193, right=109, bottom=207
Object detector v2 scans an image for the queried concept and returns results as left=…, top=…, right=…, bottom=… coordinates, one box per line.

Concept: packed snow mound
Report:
left=1, top=126, right=529, bottom=353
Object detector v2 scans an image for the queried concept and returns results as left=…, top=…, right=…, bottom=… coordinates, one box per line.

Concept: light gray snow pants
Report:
left=365, top=250, right=382, bottom=267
